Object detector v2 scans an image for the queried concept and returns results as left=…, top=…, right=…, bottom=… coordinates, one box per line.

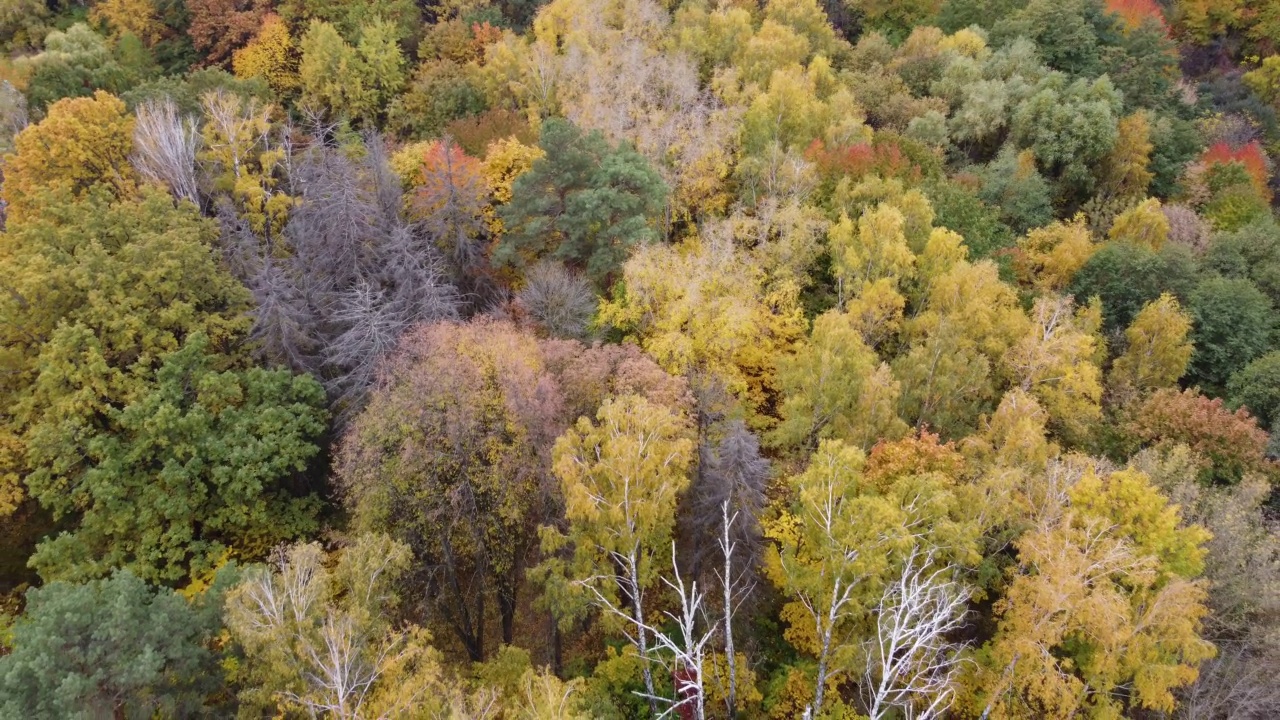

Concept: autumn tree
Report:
left=540, top=394, right=696, bottom=712
left=1110, top=293, right=1194, bottom=394
left=1131, top=388, right=1272, bottom=484
left=2, top=90, right=137, bottom=224
left=495, top=118, right=668, bottom=287
left=297, top=19, right=406, bottom=126
left=336, top=320, right=559, bottom=661
left=187, top=0, right=273, bottom=66
left=231, top=14, right=301, bottom=96
left=970, top=466, right=1214, bottom=719
left=225, top=534, right=450, bottom=717
left=771, top=309, right=907, bottom=452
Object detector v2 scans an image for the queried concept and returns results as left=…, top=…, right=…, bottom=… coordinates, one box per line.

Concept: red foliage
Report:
left=1105, top=0, right=1167, bottom=32
left=804, top=137, right=923, bottom=184
left=413, top=139, right=486, bottom=215
left=1131, top=388, right=1274, bottom=484
left=1202, top=141, right=1273, bottom=200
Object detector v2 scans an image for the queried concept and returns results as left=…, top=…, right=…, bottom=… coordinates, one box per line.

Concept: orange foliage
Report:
left=1201, top=140, right=1272, bottom=200
left=804, top=137, right=923, bottom=184
left=1105, top=0, right=1167, bottom=31
left=866, top=429, right=967, bottom=487
left=471, top=22, right=503, bottom=61
left=412, top=139, right=487, bottom=216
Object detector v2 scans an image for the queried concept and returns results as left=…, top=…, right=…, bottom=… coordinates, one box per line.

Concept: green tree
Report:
left=297, top=18, right=406, bottom=125
left=0, top=569, right=235, bottom=717
left=0, top=186, right=256, bottom=515
left=1068, top=241, right=1201, bottom=335
left=1227, top=351, right=1280, bottom=429
left=978, top=146, right=1055, bottom=235
left=495, top=118, right=668, bottom=287
left=28, top=333, right=326, bottom=583
left=1187, top=277, right=1273, bottom=396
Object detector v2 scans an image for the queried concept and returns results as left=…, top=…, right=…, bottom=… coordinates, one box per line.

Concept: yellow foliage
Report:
left=829, top=203, right=917, bottom=299
left=1014, top=215, right=1096, bottom=292
left=90, top=0, right=164, bottom=44
left=1110, top=293, right=1194, bottom=393
left=940, top=27, right=989, bottom=59
left=1001, top=295, right=1103, bottom=442
left=2, top=90, right=137, bottom=224
left=232, top=14, right=300, bottom=95
left=1108, top=197, right=1170, bottom=250
left=481, top=135, right=543, bottom=235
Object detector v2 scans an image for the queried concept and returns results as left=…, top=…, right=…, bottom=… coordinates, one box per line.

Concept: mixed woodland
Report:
left=2, top=0, right=1280, bottom=717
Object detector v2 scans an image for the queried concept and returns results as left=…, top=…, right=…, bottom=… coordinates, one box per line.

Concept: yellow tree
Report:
left=1000, top=295, right=1104, bottom=443
left=599, top=235, right=805, bottom=423
left=197, top=90, right=293, bottom=237
left=541, top=394, right=696, bottom=713
left=829, top=203, right=916, bottom=304
left=2, top=91, right=137, bottom=224
left=1110, top=293, right=1194, bottom=394
left=1013, top=216, right=1095, bottom=292
left=90, top=0, right=164, bottom=45
left=1108, top=197, right=1170, bottom=250
left=771, top=309, right=907, bottom=452
left=969, top=466, right=1214, bottom=719
left=231, top=14, right=300, bottom=95
left=1097, top=112, right=1155, bottom=202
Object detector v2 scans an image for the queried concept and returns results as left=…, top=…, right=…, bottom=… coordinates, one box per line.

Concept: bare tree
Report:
left=518, top=261, right=597, bottom=339
left=861, top=546, right=971, bottom=720
left=686, top=419, right=768, bottom=579
left=132, top=98, right=200, bottom=204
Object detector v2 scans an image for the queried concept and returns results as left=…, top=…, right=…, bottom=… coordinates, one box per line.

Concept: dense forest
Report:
left=0, top=0, right=1279, bottom=717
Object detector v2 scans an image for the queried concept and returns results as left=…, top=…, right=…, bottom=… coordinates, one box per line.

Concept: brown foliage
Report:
left=1130, top=388, right=1273, bottom=484
left=187, top=0, right=273, bottom=66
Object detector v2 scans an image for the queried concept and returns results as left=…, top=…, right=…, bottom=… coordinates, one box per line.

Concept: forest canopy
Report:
left=2, top=0, right=1280, bottom=717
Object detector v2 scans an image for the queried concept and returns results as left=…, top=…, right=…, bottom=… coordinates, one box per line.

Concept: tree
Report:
left=1131, top=388, right=1272, bottom=484
left=1068, top=240, right=1200, bottom=335
left=1095, top=112, right=1154, bottom=202
left=90, top=0, right=166, bottom=46
left=28, top=333, right=327, bottom=583
left=1227, top=351, right=1280, bottom=429
left=762, top=440, right=908, bottom=717
left=225, top=534, right=449, bottom=718
left=336, top=319, right=559, bottom=661
left=1009, top=73, right=1122, bottom=196
left=977, top=146, right=1055, bottom=235
left=2, top=90, right=137, bottom=224
left=861, top=547, right=970, bottom=720
left=517, top=262, right=597, bottom=339
left=231, top=13, right=300, bottom=96
left=598, top=233, right=805, bottom=421
left=0, top=569, right=233, bottom=717
left=495, top=118, right=668, bottom=287
left=1110, top=293, right=1194, bottom=393
left=298, top=19, right=406, bottom=125
left=1000, top=295, right=1103, bottom=442
left=188, top=0, right=273, bottom=66
left=540, top=394, right=696, bottom=713
left=771, top=309, right=907, bottom=452
left=1013, top=216, right=1095, bottom=292
left=1108, top=197, right=1169, bottom=249
left=1187, top=276, right=1273, bottom=395
left=131, top=96, right=200, bottom=203
left=410, top=137, right=490, bottom=278
left=0, top=187, right=253, bottom=521
left=971, top=466, right=1214, bottom=719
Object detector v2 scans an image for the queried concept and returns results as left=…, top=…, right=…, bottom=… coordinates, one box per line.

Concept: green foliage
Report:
left=1227, top=351, right=1280, bottom=429
left=925, top=178, right=1015, bottom=259
left=496, top=118, right=668, bottom=287
left=1010, top=73, right=1122, bottom=197
left=1068, top=241, right=1201, bottom=335
left=0, top=569, right=234, bottom=717
left=1187, top=276, right=1274, bottom=396
left=28, top=333, right=326, bottom=583
left=977, top=147, right=1055, bottom=234
left=297, top=18, right=406, bottom=125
